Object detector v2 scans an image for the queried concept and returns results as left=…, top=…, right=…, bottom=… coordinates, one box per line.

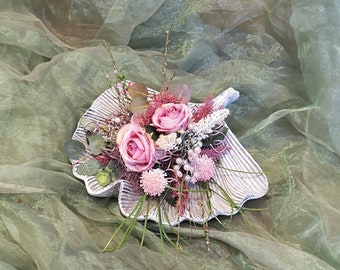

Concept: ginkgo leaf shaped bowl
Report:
left=70, top=85, right=268, bottom=226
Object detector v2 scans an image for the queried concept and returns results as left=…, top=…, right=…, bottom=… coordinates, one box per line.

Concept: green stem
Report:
left=140, top=196, right=152, bottom=246
left=103, top=193, right=147, bottom=252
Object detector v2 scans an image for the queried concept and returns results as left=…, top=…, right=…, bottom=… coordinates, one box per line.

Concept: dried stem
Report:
left=162, top=30, right=171, bottom=85
left=102, top=41, right=118, bottom=72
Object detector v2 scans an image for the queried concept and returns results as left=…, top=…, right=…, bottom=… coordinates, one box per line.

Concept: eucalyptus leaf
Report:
left=168, top=84, right=191, bottom=102
left=129, top=95, right=148, bottom=115
left=106, top=159, right=123, bottom=180
left=80, top=118, right=97, bottom=132
left=88, top=133, right=106, bottom=155
left=127, top=82, right=148, bottom=99
left=76, top=159, right=101, bottom=176
left=64, top=140, right=86, bottom=159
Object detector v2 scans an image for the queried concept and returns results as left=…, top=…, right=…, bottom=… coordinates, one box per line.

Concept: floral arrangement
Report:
left=91, top=80, right=230, bottom=206
left=64, top=39, right=268, bottom=251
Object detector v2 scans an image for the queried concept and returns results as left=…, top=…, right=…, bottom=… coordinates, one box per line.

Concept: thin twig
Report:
left=162, top=30, right=171, bottom=85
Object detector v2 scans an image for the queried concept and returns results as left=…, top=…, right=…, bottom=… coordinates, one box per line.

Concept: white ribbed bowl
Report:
left=71, top=86, right=268, bottom=225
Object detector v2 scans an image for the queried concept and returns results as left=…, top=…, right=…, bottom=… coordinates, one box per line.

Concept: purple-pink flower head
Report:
left=140, top=168, right=168, bottom=196
left=193, top=154, right=215, bottom=182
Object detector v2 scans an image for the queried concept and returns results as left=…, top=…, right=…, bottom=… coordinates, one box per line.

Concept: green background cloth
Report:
left=1, top=0, right=339, bottom=269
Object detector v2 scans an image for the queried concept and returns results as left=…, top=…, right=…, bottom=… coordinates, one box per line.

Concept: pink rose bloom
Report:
left=116, top=123, right=156, bottom=172
left=152, top=103, right=191, bottom=133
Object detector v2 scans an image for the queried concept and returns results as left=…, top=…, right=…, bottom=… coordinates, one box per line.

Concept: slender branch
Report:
left=162, top=30, right=171, bottom=85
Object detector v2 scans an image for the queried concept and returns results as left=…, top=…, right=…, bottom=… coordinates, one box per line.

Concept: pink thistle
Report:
left=192, top=95, right=213, bottom=123
left=140, top=168, right=168, bottom=196
left=192, top=155, right=215, bottom=182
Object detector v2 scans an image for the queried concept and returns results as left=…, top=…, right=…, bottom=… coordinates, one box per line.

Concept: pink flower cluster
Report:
left=117, top=102, right=191, bottom=173
left=113, top=83, right=230, bottom=203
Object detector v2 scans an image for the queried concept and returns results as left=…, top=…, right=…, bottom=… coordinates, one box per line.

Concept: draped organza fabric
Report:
left=0, top=1, right=339, bottom=269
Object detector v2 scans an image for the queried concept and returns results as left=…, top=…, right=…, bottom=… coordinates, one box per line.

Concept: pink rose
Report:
left=117, top=123, right=156, bottom=172
left=152, top=103, right=191, bottom=133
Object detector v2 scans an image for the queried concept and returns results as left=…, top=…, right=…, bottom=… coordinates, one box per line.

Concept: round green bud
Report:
left=95, top=169, right=111, bottom=187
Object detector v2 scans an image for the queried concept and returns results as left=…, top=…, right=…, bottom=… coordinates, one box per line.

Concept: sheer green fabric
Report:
left=1, top=0, right=339, bottom=269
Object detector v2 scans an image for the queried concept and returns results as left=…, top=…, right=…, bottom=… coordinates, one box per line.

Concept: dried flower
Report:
left=190, top=108, right=230, bottom=140
left=156, top=133, right=178, bottom=151
left=95, top=169, right=111, bottom=187
left=190, top=154, right=215, bottom=183
left=171, top=181, right=189, bottom=215
left=140, top=168, right=168, bottom=196
left=192, top=95, right=213, bottom=123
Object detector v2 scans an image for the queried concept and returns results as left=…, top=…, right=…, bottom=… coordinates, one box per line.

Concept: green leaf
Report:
left=76, top=159, right=100, bottom=176
left=129, top=95, right=147, bottom=115
left=145, top=125, right=156, bottom=134
left=105, top=159, right=123, bottom=180
left=145, top=125, right=159, bottom=141
left=88, top=133, right=106, bottom=155
left=80, top=118, right=97, bottom=132
left=127, top=82, right=148, bottom=99
left=64, top=140, right=86, bottom=159
left=118, top=73, right=125, bottom=81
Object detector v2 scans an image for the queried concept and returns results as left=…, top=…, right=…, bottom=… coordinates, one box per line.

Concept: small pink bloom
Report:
left=152, top=103, right=191, bottom=134
left=193, top=155, right=215, bottom=181
left=116, top=123, right=155, bottom=172
left=140, top=169, right=168, bottom=196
